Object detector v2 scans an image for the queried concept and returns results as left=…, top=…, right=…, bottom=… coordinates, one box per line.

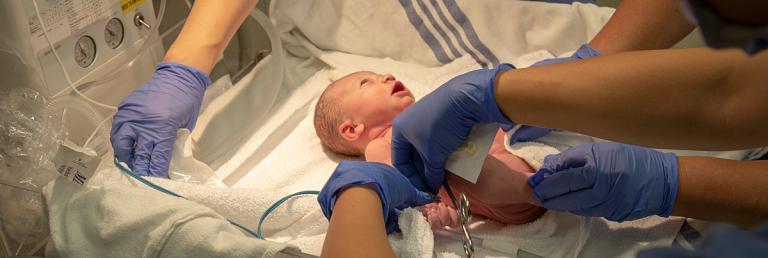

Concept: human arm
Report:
left=589, top=0, right=694, bottom=55
left=164, top=0, right=259, bottom=73
left=673, top=157, right=768, bottom=227
left=111, top=0, right=259, bottom=177
left=532, top=0, right=694, bottom=66
left=317, top=161, right=434, bottom=233
left=529, top=142, right=768, bottom=227
left=496, top=47, right=768, bottom=150
left=321, top=186, right=396, bottom=258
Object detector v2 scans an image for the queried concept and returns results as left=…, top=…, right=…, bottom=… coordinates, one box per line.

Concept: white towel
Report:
left=271, top=0, right=614, bottom=68
left=42, top=177, right=291, bottom=258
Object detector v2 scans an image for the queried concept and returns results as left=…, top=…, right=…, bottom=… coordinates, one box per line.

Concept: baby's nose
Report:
left=380, top=74, right=395, bottom=82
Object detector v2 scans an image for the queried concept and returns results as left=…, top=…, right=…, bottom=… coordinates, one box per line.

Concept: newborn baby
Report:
left=314, top=71, right=546, bottom=228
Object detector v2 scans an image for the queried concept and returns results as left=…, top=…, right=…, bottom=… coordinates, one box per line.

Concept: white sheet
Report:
left=192, top=1, right=673, bottom=256
left=218, top=53, right=690, bottom=257
left=50, top=0, right=766, bottom=257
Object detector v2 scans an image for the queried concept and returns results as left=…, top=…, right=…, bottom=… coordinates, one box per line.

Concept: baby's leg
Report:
left=436, top=181, right=546, bottom=225
left=441, top=129, right=546, bottom=224
left=448, top=130, right=536, bottom=205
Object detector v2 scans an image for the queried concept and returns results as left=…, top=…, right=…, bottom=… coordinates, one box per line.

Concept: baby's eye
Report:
left=360, top=79, right=370, bottom=86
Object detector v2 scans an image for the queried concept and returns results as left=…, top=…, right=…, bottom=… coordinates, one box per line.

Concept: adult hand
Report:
left=529, top=142, right=678, bottom=222
left=111, top=62, right=210, bottom=178
left=318, top=161, right=434, bottom=233
left=392, top=64, right=551, bottom=193
left=531, top=44, right=601, bottom=67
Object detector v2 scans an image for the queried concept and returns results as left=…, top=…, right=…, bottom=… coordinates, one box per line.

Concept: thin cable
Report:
left=33, top=0, right=167, bottom=110
left=256, top=190, right=319, bottom=239
left=26, top=236, right=48, bottom=256
left=113, top=158, right=320, bottom=242
left=0, top=216, right=11, bottom=257
left=62, top=0, right=167, bottom=94
left=31, top=0, right=116, bottom=110
left=114, top=157, right=182, bottom=197
left=83, top=115, right=111, bottom=148
left=13, top=240, right=23, bottom=256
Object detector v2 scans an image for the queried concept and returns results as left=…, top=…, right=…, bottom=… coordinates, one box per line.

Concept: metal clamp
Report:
left=443, top=183, right=475, bottom=258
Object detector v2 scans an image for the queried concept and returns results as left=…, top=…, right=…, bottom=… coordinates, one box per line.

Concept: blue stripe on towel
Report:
left=429, top=0, right=486, bottom=67
left=442, top=0, right=500, bottom=67
left=415, top=0, right=462, bottom=58
left=398, top=0, right=452, bottom=64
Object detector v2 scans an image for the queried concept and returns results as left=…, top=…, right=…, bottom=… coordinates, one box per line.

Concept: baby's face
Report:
left=336, top=71, right=415, bottom=125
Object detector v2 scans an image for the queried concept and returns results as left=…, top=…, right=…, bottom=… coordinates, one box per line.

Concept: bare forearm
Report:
left=673, top=157, right=768, bottom=227
left=322, top=186, right=396, bottom=258
left=496, top=47, right=768, bottom=150
left=590, top=0, right=694, bottom=54
left=163, top=0, right=259, bottom=73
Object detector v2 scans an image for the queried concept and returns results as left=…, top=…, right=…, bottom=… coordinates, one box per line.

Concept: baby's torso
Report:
left=363, top=128, right=545, bottom=225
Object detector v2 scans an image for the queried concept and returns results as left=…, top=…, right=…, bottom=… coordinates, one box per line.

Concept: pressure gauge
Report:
left=74, top=35, right=97, bottom=68
left=104, top=18, right=124, bottom=49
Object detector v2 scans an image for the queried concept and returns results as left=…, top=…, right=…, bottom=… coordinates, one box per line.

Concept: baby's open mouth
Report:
left=392, top=81, right=406, bottom=95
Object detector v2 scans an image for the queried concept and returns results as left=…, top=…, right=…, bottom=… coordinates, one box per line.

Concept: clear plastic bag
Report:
left=0, top=88, right=64, bottom=256
left=168, top=129, right=224, bottom=187
left=0, top=88, right=64, bottom=190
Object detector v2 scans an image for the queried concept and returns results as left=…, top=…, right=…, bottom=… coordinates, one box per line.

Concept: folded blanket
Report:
left=43, top=177, right=291, bottom=258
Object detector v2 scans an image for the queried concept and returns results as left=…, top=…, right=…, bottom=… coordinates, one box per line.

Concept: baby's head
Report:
left=314, top=71, right=414, bottom=156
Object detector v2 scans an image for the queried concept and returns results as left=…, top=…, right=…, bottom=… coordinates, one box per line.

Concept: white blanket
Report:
left=45, top=0, right=767, bottom=257
left=222, top=53, right=693, bottom=257
left=271, top=0, right=614, bottom=68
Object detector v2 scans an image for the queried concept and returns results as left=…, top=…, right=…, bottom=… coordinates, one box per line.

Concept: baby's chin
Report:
left=399, top=96, right=416, bottom=108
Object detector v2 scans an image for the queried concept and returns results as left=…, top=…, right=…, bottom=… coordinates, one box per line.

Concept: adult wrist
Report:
left=488, top=63, right=516, bottom=125
left=658, top=152, right=680, bottom=217
left=155, top=62, right=212, bottom=91
left=163, top=41, right=221, bottom=74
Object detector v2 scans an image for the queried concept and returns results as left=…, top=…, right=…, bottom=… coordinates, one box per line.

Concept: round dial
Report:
left=74, top=35, right=97, bottom=68
left=104, top=18, right=124, bottom=49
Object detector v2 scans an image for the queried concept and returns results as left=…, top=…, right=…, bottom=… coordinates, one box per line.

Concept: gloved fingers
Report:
left=411, top=189, right=436, bottom=207
left=385, top=210, right=401, bottom=233
left=148, top=139, right=174, bottom=178
left=508, top=125, right=552, bottom=144
left=421, top=153, right=448, bottom=194
left=542, top=144, right=592, bottom=171
left=530, top=146, right=590, bottom=186
left=110, top=125, right=136, bottom=166
left=530, top=166, right=599, bottom=208
left=391, top=138, right=431, bottom=192
left=130, top=138, right=155, bottom=177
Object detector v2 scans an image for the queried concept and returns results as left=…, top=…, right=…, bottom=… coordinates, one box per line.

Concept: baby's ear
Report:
left=339, top=120, right=365, bottom=141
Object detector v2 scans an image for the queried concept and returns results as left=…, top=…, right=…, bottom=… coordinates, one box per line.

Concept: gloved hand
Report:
left=392, top=63, right=551, bottom=193
left=529, top=142, right=679, bottom=222
left=531, top=44, right=601, bottom=67
left=111, top=62, right=210, bottom=178
left=318, top=161, right=434, bottom=233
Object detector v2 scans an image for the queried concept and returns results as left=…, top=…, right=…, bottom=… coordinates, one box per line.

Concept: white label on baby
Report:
left=53, top=141, right=99, bottom=187
left=445, top=124, right=498, bottom=184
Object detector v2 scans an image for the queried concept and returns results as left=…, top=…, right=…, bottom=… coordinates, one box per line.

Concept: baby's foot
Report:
left=419, top=202, right=460, bottom=229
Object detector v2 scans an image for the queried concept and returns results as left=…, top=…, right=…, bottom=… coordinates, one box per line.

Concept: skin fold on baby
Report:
left=314, top=71, right=547, bottom=229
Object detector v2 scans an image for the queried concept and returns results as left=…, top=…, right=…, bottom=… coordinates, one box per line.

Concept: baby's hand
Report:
left=419, top=202, right=460, bottom=229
